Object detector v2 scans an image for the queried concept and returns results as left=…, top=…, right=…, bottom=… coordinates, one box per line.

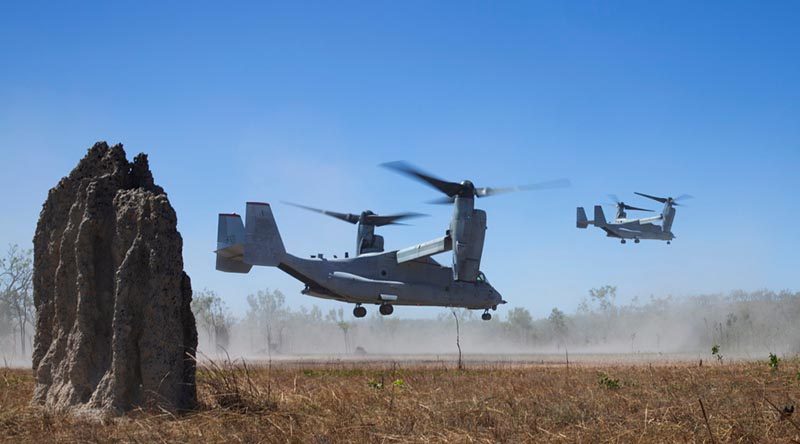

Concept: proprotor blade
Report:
left=383, top=160, right=570, bottom=201
left=381, top=161, right=463, bottom=197
left=365, top=212, right=427, bottom=226
left=281, top=201, right=360, bottom=224
left=475, top=178, right=571, bottom=198
left=518, top=178, right=572, bottom=191
left=622, top=204, right=654, bottom=212
left=634, top=192, right=668, bottom=204
left=427, top=196, right=457, bottom=205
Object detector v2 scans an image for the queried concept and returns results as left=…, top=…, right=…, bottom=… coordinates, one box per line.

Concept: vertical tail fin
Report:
left=216, top=213, right=252, bottom=273
left=576, top=207, right=590, bottom=228
left=593, top=205, right=607, bottom=227
left=243, top=202, right=286, bottom=267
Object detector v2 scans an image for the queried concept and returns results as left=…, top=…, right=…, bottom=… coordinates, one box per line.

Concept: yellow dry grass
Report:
left=1, top=359, right=799, bottom=443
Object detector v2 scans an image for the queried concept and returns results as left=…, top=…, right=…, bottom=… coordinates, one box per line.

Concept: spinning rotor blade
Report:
left=518, top=178, right=572, bottom=191
left=474, top=178, right=571, bottom=197
left=607, top=194, right=652, bottom=212
left=282, top=201, right=359, bottom=224
left=383, top=161, right=570, bottom=201
left=427, top=196, right=457, bottom=205
left=622, top=204, right=653, bottom=212
left=365, top=212, right=427, bottom=226
left=634, top=192, right=668, bottom=204
left=671, top=194, right=693, bottom=207
left=634, top=192, right=693, bottom=207
left=381, top=161, right=463, bottom=197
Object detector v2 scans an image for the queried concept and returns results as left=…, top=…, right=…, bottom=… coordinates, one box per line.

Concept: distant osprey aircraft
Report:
left=577, top=192, right=692, bottom=244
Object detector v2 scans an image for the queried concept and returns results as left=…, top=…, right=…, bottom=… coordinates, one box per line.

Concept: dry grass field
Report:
left=2, top=357, right=799, bottom=443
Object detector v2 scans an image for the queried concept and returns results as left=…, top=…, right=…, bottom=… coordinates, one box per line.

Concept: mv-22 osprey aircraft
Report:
left=576, top=192, right=692, bottom=244
left=215, top=162, right=567, bottom=320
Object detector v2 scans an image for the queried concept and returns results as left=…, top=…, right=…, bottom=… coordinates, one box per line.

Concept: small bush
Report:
left=598, top=373, right=620, bottom=390
left=768, top=353, right=780, bottom=372
left=711, top=344, right=723, bottom=363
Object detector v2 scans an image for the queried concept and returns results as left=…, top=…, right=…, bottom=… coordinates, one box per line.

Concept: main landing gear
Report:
left=620, top=239, right=626, bottom=244
left=353, top=304, right=367, bottom=318
left=482, top=310, right=492, bottom=321
left=379, top=303, right=394, bottom=316
left=634, top=238, right=640, bottom=244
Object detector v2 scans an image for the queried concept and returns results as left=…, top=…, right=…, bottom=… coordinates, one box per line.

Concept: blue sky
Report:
left=1, top=2, right=798, bottom=318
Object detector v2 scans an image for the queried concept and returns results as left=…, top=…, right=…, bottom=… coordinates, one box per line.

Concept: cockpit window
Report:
left=477, top=272, right=488, bottom=283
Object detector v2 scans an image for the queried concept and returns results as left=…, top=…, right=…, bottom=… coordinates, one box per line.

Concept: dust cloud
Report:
left=191, top=287, right=800, bottom=363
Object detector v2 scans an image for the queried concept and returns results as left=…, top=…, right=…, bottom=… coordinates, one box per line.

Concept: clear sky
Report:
left=1, top=1, right=798, bottom=318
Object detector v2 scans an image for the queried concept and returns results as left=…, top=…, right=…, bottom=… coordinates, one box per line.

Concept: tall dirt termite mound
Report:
left=31, top=142, right=197, bottom=416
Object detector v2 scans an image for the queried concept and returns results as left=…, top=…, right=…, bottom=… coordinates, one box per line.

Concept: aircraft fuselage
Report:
left=279, top=251, right=502, bottom=310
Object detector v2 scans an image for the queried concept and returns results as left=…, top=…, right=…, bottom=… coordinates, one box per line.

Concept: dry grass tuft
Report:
left=198, top=357, right=277, bottom=413
left=1, top=358, right=799, bottom=442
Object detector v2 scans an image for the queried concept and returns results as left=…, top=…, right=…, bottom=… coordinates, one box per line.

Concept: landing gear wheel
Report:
left=481, top=311, right=492, bottom=321
left=621, top=239, right=627, bottom=244
left=379, top=304, right=394, bottom=316
left=353, top=305, right=367, bottom=318
left=634, top=238, right=640, bottom=244
left=667, top=241, right=671, bottom=245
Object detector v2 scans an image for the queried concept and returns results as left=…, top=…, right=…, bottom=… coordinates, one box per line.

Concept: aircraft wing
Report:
left=395, top=235, right=452, bottom=264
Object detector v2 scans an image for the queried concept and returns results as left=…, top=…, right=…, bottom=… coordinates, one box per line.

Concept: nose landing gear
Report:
left=353, top=304, right=367, bottom=318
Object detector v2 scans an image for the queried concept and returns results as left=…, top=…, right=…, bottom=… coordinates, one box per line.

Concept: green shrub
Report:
left=768, top=353, right=780, bottom=372
left=598, top=373, right=620, bottom=390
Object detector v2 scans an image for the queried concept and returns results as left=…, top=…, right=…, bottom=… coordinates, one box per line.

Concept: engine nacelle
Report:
left=359, top=234, right=384, bottom=254
left=452, top=209, right=486, bottom=282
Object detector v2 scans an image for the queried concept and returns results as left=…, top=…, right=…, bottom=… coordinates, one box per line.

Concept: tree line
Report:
left=2, top=242, right=798, bottom=360
left=192, top=284, right=800, bottom=358
left=0, top=244, right=34, bottom=358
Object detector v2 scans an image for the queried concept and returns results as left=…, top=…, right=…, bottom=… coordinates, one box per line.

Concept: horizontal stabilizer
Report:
left=216, top=252, right=252, bottom=273
left=396, top=235, right=453, bottom=263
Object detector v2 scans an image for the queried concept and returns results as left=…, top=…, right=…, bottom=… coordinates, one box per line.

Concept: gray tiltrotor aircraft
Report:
left=282, top=201, right=425, bottom=256
left=216, top=163, right=566, bottom=319
left=577, top=192, right=691, bottom=244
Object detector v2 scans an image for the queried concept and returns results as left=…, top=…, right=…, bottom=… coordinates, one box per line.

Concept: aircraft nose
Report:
left=491, top=289, right=505, bottom=305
